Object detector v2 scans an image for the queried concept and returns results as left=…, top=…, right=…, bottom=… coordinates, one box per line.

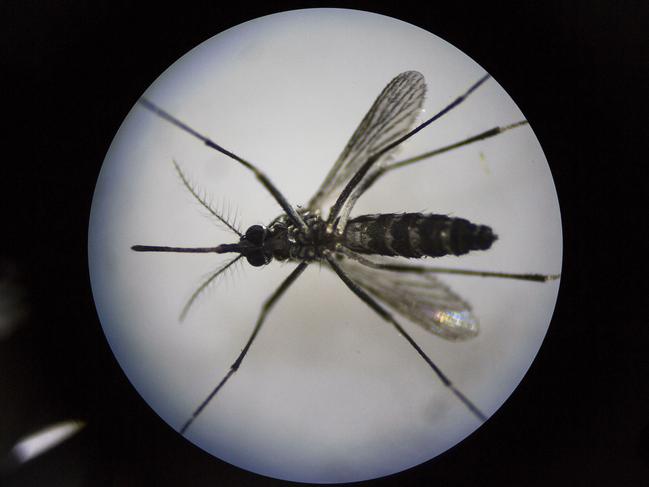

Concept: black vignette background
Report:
left=1, top=1, right=647, bottom=486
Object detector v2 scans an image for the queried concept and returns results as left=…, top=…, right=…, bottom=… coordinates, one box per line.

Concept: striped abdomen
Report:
left=343, top=213, right=496, bottom=258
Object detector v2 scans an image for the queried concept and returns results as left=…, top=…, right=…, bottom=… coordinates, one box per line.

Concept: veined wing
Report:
left=335, top=255, right=479, bottom=341
left=307, top=71, right=426, bottom=212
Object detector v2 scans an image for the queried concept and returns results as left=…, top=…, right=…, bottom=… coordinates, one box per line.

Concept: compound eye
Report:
left=245, top=225, right=267, bottom=245
left=246, top=251, right=271, bottom=267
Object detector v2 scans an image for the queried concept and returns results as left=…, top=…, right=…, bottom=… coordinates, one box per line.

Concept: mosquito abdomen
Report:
left=343, top=213, right=496, bottom=258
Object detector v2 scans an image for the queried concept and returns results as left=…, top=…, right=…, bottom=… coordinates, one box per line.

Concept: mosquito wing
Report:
left=307, top=71, right=426, bottom=213
left=335, top=255, right=479, bottom=341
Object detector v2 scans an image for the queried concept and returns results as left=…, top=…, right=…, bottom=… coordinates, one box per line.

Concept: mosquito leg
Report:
left=339, top=251, right=560, bottom=283
left=359, top=121, right=529, bottom=194
left=138, top=98, right=307, bottom=232
left=180, top=261, right=309, bottom=435
left=326, top=254, right=487, bottom=423
left=327, top=74, right=491, bottom=229
left=376, top=264, right=560, bottom=282
left=331, top=120, right=529, bottom=233
left=389, top=121, right=528, bottom=172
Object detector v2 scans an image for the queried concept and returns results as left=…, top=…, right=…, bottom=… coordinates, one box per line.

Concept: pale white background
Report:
left=89, top=9, right=561, bottom=483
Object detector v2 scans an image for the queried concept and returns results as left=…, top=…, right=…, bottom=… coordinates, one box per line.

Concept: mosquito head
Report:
left=238, top=224, right=273, bottom=267
left=243, top=224, right=267, bottom=245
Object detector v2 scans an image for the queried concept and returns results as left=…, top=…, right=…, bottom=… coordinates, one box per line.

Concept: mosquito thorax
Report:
left=253, top=210, right=337, bottom=263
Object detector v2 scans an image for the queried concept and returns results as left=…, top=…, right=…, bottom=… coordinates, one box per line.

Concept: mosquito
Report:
left=132, top=71, right=560, bottom=435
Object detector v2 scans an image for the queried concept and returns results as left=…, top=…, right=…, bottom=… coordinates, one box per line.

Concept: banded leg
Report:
left=340, top=250, right=560, bottom=282
left=326, top=254, right=487, bottom=422
left=180, top=261, right=309, bottom=434
left=331, top=120, right=530, bottom=234
left=138, top=98, right=307, bottom=232
left=327, top=74, right=491, bottom=229
left=360, top=121, right=529, bottom=195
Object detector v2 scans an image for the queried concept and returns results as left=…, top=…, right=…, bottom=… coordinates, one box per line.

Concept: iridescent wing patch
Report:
left=335, top=254, right=479, bottom=341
